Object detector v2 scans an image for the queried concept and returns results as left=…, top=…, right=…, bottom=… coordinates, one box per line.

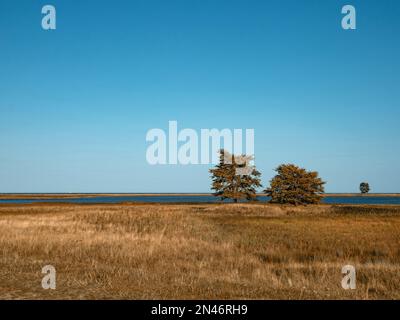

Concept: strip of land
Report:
left=0, top=193, right=399, bottom=200
left=0, top=203, right=399, bottom=299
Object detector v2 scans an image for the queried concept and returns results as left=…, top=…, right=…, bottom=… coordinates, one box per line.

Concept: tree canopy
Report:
left=360, top=182, right=370, bottom=194
left=210, top=149, right=262, bottom=203
left=265, top=164, right=325, bottom=205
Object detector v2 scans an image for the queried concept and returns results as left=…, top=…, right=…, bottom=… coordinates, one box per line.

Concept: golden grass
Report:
left=0, top=203, right=399, bottom=300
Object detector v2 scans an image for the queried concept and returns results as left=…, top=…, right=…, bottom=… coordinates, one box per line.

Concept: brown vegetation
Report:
left=0, top=203, right=399, bottom=299
left=210, top=150, right=262, bottom=202
left=265, top=164, right=325, bottom=205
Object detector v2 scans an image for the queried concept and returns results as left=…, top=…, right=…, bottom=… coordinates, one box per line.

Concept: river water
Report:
left=1, top=195, right=400, bottom=205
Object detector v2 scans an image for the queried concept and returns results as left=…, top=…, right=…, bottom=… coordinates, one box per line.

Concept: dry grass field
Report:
left=0, top=203, right=399, bottom=300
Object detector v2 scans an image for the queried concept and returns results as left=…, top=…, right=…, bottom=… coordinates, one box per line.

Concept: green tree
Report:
left=265, top=164, right=325, bottom=205
left=210, top=149, right=262, bottom=203
left=360, top=182, right=370, bottom=194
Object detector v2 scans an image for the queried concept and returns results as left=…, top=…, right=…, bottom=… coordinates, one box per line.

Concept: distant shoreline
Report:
left=1, top=193, right=400, bottom=200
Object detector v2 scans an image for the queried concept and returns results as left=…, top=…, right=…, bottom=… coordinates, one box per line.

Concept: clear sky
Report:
left=0, top=0, right=399, bottom=193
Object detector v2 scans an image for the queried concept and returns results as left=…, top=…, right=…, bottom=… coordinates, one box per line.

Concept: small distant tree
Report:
left=210, top=149, right=262, bottom=203
left=265, top=164, right=325, bottom=205
left=360, top=182, right=370, bottom=194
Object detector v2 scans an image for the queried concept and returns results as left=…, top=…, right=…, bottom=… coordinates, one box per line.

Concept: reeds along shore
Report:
left=0, top=203, right=399, bottom=299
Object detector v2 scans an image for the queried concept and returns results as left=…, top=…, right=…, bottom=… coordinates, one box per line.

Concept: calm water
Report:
left=1, top=195, right=400, bottom=205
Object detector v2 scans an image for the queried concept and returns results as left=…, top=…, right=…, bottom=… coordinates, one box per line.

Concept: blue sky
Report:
left=0, top=0, right=399, bottom=193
